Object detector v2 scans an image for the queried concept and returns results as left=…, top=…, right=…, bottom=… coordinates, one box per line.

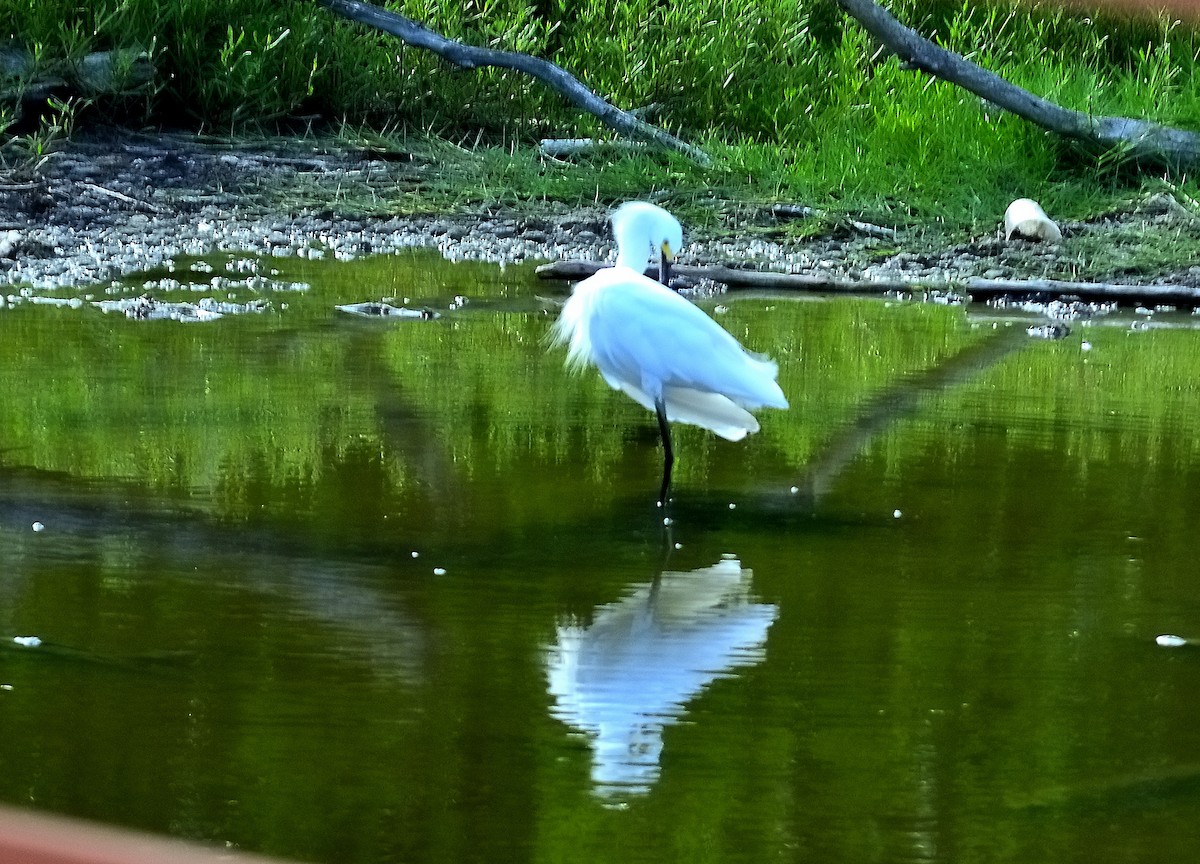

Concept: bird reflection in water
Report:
left=546, top=555, right=777, bottom=798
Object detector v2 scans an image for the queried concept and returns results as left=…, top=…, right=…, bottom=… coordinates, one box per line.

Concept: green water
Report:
left=2, top=249, right=1199, bottom=863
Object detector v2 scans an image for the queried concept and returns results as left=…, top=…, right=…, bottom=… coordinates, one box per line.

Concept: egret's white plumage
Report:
left=609, top=200, right=684, bottom=275
left=551, top=201, right=788, bottom=501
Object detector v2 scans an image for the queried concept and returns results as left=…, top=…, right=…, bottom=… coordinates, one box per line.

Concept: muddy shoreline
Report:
left=2, top=128, right=1198, bottom=304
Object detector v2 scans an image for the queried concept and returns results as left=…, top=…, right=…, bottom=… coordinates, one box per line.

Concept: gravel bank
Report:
left=2, top=128, right=1197, bottom=309
left=0, top=128, right=947, bottom=295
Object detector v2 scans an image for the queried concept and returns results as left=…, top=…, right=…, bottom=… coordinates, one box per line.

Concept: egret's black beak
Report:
left=659, top=242, right=674, bottom=289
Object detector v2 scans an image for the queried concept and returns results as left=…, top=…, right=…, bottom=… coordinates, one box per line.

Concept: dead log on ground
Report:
left=0, top=46, right=153, bottom=107
left=538, top=138, right=647, bottom=159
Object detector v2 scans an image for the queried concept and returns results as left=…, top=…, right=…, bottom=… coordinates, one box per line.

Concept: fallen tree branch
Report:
left=315, top=0, right=711, bottom=165
left=835, top=0, right=1200, bottom=168
left=537, top=259, right=913, bottom=292
left=535, top=259, right=1200, bottom=305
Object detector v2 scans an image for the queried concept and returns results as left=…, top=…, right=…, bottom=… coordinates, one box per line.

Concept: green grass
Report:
left=310, top=123, right=1178, bottom=246
left=5, top=0, right=1200, bottom=137
left=5, top=0, right=1200, bottom=231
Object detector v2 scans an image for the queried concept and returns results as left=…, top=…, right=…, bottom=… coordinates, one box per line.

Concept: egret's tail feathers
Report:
left=738, top=353, right=789, bottom=409
left=663, top=387, right=760, bottom=441
left=613, top=380, right=765, bottom=441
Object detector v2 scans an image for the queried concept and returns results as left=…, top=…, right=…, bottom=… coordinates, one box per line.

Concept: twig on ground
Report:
left=771, top=203, right=898, bottom=239
left=81, top=182, right=164, bottom=214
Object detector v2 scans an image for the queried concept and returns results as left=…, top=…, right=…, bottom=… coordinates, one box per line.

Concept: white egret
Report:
left=551, top=201, right=788, bottom=504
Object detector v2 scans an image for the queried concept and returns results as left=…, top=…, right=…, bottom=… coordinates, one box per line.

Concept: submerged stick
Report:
left=535, top=259, right=1200, bottom=306
left=537, top=260, right=914, bottom=293
left=315, top=0, right=711, bottom=165
left=962, top=277, right=1200, bottom=304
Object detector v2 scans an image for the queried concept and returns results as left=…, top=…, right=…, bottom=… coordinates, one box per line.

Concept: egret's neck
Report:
left=615, top=245, right=651, bottom=273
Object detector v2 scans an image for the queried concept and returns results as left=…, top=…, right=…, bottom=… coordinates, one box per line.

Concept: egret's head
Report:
left=611, top=201, right=683, bottom=284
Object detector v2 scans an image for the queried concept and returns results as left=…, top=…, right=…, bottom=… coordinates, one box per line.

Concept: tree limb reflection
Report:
left=794, top=327, right=1029, bottom=504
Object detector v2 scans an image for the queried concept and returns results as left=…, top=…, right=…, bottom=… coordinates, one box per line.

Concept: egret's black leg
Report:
left=655, top=397, right=674, bottom=506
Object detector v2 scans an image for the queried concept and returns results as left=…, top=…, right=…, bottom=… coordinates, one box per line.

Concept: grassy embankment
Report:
left=3, top=0, right=1200, bottom=245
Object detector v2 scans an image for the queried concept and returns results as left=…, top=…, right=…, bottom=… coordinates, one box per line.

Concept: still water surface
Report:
left=1, top=249, right=1199, bottom=863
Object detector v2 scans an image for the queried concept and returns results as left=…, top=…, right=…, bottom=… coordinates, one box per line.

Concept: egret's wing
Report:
left=588, top=276, right=788, bottom=410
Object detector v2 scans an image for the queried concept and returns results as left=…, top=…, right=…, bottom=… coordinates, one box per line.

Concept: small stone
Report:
left=0, top=230, right=22, bottom=259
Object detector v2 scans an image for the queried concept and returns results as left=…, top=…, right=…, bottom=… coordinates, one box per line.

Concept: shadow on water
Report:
left=0, top=465, right=428, bottom=683
left=545, top=555, right=776, bottom=801
left=339, top=326, right=466, bottom=514
left=230, top=310, right=467, bottom=513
